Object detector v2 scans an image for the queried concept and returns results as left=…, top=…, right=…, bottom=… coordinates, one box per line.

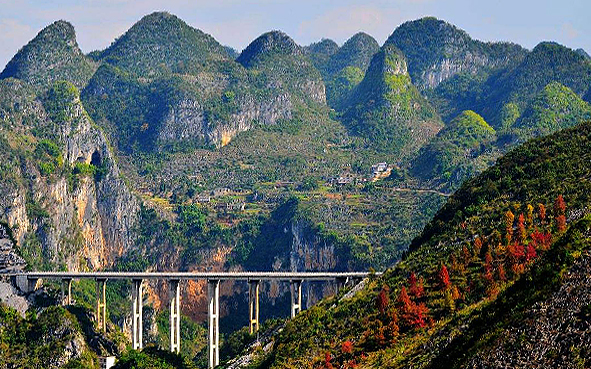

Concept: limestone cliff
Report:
left=0, top=79, right=139, bottom=271
left=386, top=17, right=526, bottom=90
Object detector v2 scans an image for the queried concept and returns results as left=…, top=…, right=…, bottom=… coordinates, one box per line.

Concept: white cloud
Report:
left=297, top=5, right=403, bottom=45
left=560, top=23, right=579, bottom=40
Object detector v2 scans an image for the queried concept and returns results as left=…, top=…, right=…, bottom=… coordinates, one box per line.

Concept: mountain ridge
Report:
left=0, top=20, right=96, bottom=88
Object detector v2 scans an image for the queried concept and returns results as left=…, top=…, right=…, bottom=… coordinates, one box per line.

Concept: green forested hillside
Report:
left=98, top=12, right=231, bottom=76
left=325, top=33, right=379, bottom=108
left=386, top=17, right=526, bottom=91
left=510, top=82, right=591, bottom=141
left=0, top=20, right=96, bottom=88
left=480, top=42, right=591, bottom=127
left=343, top=44, right=443, bottom=157
left=250, top=121, right=591, bottom=368
left=410, top=110, right=497, bottom=187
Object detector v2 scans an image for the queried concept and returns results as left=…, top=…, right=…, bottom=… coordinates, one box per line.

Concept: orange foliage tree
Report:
left=408, top=272, right=424, bottom=299
left=376, top=285, right=390, bottom=315
left=438, top=264, right=451, bottom=291
left=554, top=195, right=567, bottom=233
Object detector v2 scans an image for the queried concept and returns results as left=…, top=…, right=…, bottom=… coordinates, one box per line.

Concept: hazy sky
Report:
left=0, top=0, right=589, bottom=69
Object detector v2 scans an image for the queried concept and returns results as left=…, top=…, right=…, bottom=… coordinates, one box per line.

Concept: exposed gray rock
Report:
left=0, top=281, right=29, bottom=316
left=466, top=251, right=591, bottom=368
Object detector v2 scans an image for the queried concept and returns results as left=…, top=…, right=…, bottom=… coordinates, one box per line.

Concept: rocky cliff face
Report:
left=0, top=223, right=24, bottom=273
left=467, top=251, right=591, bottom=368
left=387, top=17, right=527, bottom=90
left=0, top=80, right=139, bottom=271
left=157, top=87, right=293, bottom=148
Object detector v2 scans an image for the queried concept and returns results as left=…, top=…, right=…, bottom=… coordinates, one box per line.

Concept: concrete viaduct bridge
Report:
left=10, top=271, right=376, bottom=368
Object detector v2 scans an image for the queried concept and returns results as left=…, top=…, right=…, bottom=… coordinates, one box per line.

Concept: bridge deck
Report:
left=9, top=271, right=378, bottom=281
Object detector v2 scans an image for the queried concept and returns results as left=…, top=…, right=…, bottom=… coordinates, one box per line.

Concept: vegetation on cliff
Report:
left=0, top=304, right=101, bottom=368
left=411, top=110, right=496, bottom=186
left=343, top=44, right=443, bottom=157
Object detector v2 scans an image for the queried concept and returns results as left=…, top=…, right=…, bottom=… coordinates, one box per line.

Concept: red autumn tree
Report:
left=398, top=286, right=429, bottom=329
left=531, top=231, right=552, bottom=250
left=526, top=243, right=537, bottom=262
left=554, top=195, right=567, bottom=233
left=398, top=286, right=412, bottom=311
left=325, top=352, right=334, bottom=369
left=409, top=303, right=429, bottom=329
left=342, top=340, right=353, bottom=355
left=376, top=285, right=390, bottom=314
left=438, top=264, right=451, bottom=291
left=556, top=215, right=566, bottom=233
left=409, top=272, right=424, bottom=299
left=554, top=195, right=566, bottom=216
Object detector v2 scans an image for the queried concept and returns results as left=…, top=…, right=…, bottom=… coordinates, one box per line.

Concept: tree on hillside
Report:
left=517, top=214, right=526, bottom=244
left=473, top=237, right=482, bottom=258
left=409, top=272, right=424, bottom=298
left=554, top=195, right=567, bottom=233
left=538, top=203, right=546, bottom=226
left=505, top=210, right=515, bottom=245
left=438, top=264, right=451, bottom=291
left=376, top=285, right=390, bottom=315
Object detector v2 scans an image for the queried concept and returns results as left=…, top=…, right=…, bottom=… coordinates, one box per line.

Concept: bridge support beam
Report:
left=61, top=278, right=72, bottom=306
left=208, top=279, right=220, bottom=368
left=248, top=279, right=260, bottom=334
left=96, top=278, right=107, bottom=332
left=169, top=279, right=181, bottom=353
left=131, top=279, right=143, bottom=350
left=290, top=279, right=302, bottom=318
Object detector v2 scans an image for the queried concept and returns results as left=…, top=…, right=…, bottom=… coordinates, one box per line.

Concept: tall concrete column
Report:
left=131, top=279, right=143, bottom=350
left=248, top=280, right=260, bottom=334
left=290, top=279, right=302, bottom=318
left=335, top=277, right=349, bottom=295
left=169, top=279, right=181, bottom=353
left=208, top=279, right=220, bottom=368
left=61, top=278, right=72, bottom=306
left=96, top=278, right=107, bottom=332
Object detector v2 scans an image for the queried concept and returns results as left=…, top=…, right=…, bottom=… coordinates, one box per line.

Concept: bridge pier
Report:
left=96, top=278, right=107, bottom=332
left=208, top=279, right=220, bottom=368
left=131, top=279, right=143, bottom=350
left=335, top=276, right=349, bottom=294
left=169, top=279, right=181, bottom=353
left=248, top=279, right=260, bottom=334
left=61, top=278, right=72, bottom=305
left=290, top=279, right=302, bottom=318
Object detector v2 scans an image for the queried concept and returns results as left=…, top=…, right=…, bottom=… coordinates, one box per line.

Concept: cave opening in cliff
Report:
left=91, top=151, right=102, bottom=167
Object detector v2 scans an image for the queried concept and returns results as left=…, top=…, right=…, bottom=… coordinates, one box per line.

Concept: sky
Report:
left=0, top=0, right=589, bottom=69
